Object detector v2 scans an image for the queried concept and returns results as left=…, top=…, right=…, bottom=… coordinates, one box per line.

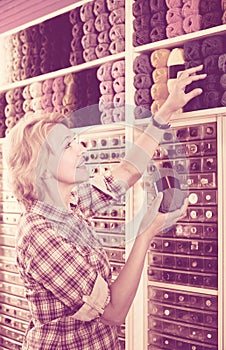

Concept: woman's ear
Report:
left=39, top=168, right=52, bottom=179
left=36, top=143, right=50, bottom=180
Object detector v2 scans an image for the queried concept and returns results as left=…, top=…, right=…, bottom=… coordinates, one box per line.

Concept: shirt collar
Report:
left=30, top=200, right=72, bottom=223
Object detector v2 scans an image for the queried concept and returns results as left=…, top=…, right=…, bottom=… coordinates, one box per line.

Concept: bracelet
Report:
left=152, top=114, right=170, bottom=130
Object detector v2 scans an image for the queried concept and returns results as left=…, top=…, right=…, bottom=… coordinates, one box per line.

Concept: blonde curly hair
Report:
left=3, top=112, right=67, bottom=209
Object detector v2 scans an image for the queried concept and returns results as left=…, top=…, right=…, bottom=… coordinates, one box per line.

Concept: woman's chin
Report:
left=74, top=167, right=90, bottom=183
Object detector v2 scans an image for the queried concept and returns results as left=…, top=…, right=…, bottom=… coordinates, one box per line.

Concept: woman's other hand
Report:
left=138, top=193, right=189, bottom=241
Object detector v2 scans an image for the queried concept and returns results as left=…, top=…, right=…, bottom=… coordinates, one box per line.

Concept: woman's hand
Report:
left=156, top=64, right=207, bottom=121
left=138, top=193, right=189, bottom=241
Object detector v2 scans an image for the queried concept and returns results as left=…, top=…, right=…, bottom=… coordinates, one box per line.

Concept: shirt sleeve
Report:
left=23, top=222, right=110, bottom=320
left=72, top=273, right=110, bottom=321
left=76, top=170, right=128, bottom=217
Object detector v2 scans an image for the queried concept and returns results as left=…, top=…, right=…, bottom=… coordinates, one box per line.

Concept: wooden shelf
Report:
left=134, top=24, right=226, bottom=53
left=0, top=52, right=125, bottom=93
left=134, top=107, right=226, bottom=127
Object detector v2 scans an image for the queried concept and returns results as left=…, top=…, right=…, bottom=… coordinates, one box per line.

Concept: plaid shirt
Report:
left=16, top=171, right=126, bottom=350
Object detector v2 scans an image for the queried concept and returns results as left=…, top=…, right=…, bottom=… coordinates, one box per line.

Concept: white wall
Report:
left=0, top=0, right=79, bottom=33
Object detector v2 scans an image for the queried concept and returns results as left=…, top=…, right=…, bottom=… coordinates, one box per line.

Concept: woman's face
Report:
left=46, top=123, right=89, bottom=185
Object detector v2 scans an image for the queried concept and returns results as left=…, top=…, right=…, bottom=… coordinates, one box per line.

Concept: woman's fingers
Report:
left=174, top=66, right=207, bottom=104
left=183, top=72, right=207, bottom=87
left=186, top=87, right=203, bottom=100
left=152, top=192, right=163, bottom=211
left=163, top=198, right=189, bottom=222
left=177, top=65, right=207, bottom=87
left=178, top=64, right=204, bottom=78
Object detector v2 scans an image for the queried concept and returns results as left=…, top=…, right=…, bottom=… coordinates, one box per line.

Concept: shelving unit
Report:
left=0, top=0, right=226, bottom=349
left=134, top=24, right=226, bottom=52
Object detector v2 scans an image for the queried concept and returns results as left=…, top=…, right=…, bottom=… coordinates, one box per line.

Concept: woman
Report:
left=4, top=65, right=206, bottom=349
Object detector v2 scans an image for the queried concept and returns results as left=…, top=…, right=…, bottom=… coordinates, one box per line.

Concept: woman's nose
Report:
left=75, top=141, right=87, bottom=154
left=70, top=139, right=87, bottom=149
